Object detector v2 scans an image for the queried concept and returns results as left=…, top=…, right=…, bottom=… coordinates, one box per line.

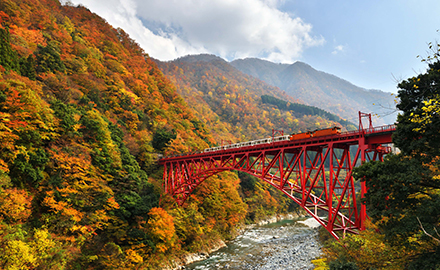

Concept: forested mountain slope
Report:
left=0, top=1, right=317, bottom=269
left=230, top=58, right=397, bottom=124
left=156, top=54, right=352, bottom=143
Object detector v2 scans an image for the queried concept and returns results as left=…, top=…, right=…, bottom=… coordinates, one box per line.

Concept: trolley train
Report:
left=203, top=126, right=341, bottom=153
left=289, top=126, right=341, bottom=141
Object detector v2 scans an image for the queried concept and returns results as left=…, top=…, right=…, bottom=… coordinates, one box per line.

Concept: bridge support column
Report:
left=160, top=120, right=395, bottom=239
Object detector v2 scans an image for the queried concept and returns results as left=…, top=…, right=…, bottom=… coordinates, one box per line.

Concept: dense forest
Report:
left=0, top=0, right=304, bottom=269
left=1, top=0, right=438, bottom=269
left=260, top=95, right=355, bottom=129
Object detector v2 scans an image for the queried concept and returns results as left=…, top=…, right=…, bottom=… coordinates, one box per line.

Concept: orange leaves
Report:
left=147, top=207, right=176, bottom=253
left=122, top=110, right=140, bottom=134
left=106, top=196, right=120, bottom=210
left=191, top=172, right=247, bottom=235
left=9, top=24, right=46, bottom=53
left=0, top=11, right=11, bottom=26
left=43, top=191, right=84, bottom=223
left=42, top=144, right=118, bottom=237
left=0, top=74, right=56, bottom=141
left=0, top=188, right=32, bottom=223
left=164, top=134, right=188, bottom=156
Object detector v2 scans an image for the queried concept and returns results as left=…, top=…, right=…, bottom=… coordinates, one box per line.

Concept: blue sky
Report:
left=62, top=0, right=440, bottom=94
left=287, top=0, right=440, bottom=93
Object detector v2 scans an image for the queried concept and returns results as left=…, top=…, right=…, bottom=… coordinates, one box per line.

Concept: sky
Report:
left=60, top=0, right=440, bottom=94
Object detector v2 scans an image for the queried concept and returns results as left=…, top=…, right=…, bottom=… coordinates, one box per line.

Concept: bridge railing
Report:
left=160, top=124, right=397, bottom=159
left=363, top=124, right=396, bottom=134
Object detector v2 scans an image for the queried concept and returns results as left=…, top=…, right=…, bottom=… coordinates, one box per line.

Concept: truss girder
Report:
left=162, top=130, right=393, bottom=239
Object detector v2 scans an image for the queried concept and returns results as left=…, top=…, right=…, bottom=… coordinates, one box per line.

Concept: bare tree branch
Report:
left=417, top=217, right=440, bottom=244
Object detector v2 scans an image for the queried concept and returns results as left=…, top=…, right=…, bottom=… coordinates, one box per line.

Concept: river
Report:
left=185, top=218, right=322, bottom=270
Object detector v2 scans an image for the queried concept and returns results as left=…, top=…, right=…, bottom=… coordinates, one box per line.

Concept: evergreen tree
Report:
left=19, top=54, right=36, bottom=80
left=354, top=58, right=440, bottom=268
left=0, top=27, right=19, bottom=72
left=35, top=42, right=65, bottom=73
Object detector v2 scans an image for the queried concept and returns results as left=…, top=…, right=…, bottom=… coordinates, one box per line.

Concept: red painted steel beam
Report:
left=160, top=125, right=396, bottom=239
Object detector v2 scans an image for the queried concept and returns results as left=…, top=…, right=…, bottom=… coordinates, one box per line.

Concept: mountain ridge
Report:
left=155, top=54, right=356, bottom=144
left=230, top=57, right=397, bottom=124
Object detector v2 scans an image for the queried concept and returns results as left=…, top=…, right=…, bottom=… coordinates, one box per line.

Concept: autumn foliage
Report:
left=0, top=0, right=307, bottom=269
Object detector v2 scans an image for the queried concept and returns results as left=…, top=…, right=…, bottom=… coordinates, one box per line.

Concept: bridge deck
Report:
left=159, top=124, right=395, bottom=163
left=160, top=123, right=396, bottom=239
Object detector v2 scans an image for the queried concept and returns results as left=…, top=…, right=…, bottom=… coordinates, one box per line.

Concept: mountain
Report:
left=0, top=1, right=394, bottom=268
left=155, top=54, right=354, bottom=143
left=230, top=58, right=397, bottom=124
left=0, top=1, right=322, bottom=268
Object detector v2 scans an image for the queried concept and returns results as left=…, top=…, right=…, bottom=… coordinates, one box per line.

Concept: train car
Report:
left=312, top=126, right=341, bottom=137
left=290, top=131, right=313, bottom=141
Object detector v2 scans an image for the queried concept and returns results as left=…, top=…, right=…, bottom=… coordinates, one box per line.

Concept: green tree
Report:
left=35, top=42, right=65, bottom=74
left=19, top=55, right=36, bottom=80
left=354, top=58, right=440, bottom=268
left=152, top=127, right=176, bottom=152
left=0, top=27, right=19, bottom=72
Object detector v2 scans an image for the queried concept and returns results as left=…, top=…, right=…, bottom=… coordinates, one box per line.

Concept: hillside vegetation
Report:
left=315, top=49, right=440, bottom=270
left=156, top=54, right=351, bottom=144
left=0, top=1, right=310, bottom=269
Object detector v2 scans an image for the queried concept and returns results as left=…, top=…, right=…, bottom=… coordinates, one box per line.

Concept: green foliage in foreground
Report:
left=318, top=45, right=440, bottom=270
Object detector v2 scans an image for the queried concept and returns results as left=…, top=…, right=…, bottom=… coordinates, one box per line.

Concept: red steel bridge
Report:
left=159, top=113, right=396, bottom=239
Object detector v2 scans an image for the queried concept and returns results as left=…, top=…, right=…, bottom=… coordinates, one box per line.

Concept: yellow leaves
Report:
left=126, top=248, right=143, bottom=264
left=85, top=55, right=106, bottom=78
left=147, top=207, right=176, bottom=253
left=0, top=228, right=58, bottom=270
left=407, top=192, right=431, bottom=200
left=322, top=220, right=409, bottom=269
left=410, top=96, right=440, bottom=132
left=311, top=258, right=329, bottom=270
left=32, top=229, right=56, bottom=255
left=0, top=188, right=33, bottom=223
left=2, top=239, right=37, bottom=269
left=61, top=15, right=75, bottom=35
left=122, top=110, right=140, bottom=134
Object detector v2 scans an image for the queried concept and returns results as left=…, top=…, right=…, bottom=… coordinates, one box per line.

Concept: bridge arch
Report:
left=160, top=123, right=395, bottom=239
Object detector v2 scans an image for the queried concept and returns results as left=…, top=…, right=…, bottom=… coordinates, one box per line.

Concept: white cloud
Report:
left=61, top=0, right=324, bottom=63
left=332, top=45, right=345, bottom=55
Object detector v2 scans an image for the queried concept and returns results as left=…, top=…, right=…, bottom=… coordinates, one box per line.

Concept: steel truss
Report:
left=161, top=123, right=395, bottom=239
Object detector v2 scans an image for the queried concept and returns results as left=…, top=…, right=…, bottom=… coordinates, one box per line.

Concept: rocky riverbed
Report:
left=185, top=218, right=322, bottom=270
